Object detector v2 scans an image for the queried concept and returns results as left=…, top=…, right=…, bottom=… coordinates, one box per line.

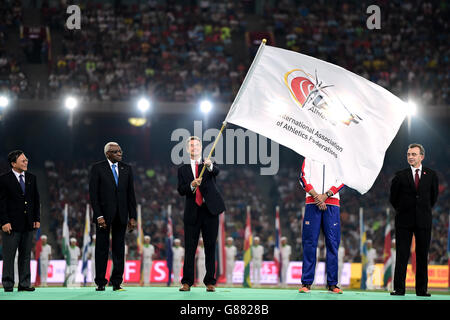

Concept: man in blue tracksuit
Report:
left=299, top=157, right=344, bottom=293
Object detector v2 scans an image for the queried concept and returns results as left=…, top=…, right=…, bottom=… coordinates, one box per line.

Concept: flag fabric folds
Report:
left=383, top=208, right=393, bottom=289
left=274, top=206, right=282, bottom=283
left=216, top=213, right=226, bottom=282
left=34, top=228, right=42, bottom=286
left=62, top=203, right=71, bottom=287
left=360, top=208, right=368, bottom=290
left=166, top=205, right=174, bottom=286
left=225, top=42, right=407, bottom=194
left=243, top=206, right=253, bottom=288
left=81, top=204, right=91, bottom=286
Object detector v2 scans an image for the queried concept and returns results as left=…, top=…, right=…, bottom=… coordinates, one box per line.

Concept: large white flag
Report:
left=226, top=42, right=407, bottom=194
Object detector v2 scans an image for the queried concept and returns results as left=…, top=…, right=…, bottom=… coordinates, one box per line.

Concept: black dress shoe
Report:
left=416, top=292, right=431, bottom=297
left=4, top=288, right=13, bottom=292
left=96, top=285, right=105, bottom=291
left=113, top=285, right=125, bottom=291
left=18, top=286, right=35, bottom=292
left=390, top=291, right=405, bottom=296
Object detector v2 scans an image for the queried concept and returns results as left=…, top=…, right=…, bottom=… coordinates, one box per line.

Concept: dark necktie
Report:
left=195, top=161, right=203, bottom=206
left=19, top=174, right=25, bottom=194
left=414, top=169, right=420, bottom=190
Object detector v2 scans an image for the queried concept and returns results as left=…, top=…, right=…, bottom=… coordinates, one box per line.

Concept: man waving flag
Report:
left=225, top=40, right=408, bottom=194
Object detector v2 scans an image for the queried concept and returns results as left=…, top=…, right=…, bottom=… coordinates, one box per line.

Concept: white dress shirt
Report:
left=107, top=159, right=119, bottom=178
left=410, top=165, right=422, bottom=180
left=12, top=169, right=25, bottom=183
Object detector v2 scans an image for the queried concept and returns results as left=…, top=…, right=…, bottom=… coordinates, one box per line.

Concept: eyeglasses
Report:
left=109, top=149, right=123, bottom=154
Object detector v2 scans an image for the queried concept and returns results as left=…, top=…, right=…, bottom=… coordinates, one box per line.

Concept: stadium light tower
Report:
left=200, top=100, right=213, bottom=114
left=64, top=96, right=78, bottom=110
left=137, top=97, right=151, bottom=114
left=0, top=95, right=9, bottom=108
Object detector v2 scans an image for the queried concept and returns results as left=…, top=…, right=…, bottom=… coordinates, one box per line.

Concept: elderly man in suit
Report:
left=89, top=142, right=137, bottom=291
left=177, top=136, right=226, bottom=292
left=389, top=143, right=439, bottom=297
left=0, top=150, right=40, bottom=292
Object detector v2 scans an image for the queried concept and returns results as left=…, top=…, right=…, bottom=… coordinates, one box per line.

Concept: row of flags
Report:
left=36, top=203, right=449, bottom=288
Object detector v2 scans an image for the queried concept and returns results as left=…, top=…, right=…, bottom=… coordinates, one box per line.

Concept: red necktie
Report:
left=195, top=161, right=203, bottom=206
left=414, top=169, right=420, bottom=190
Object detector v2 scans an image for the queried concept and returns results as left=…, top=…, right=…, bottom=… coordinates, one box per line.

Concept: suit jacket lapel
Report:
left=104, top=161, right=117, bottom=187
left=405, top=168, right=416, bottom=192
left=187, top=163, right=195, bottom=181
left=117, top=162, right=125, bottom=187
left=418, top=167, right=430, bottom=191
left=9, top=171, right=23, bottom=195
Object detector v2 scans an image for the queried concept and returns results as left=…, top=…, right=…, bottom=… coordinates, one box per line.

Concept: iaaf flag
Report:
left=225, top=41, right=407, bottom=194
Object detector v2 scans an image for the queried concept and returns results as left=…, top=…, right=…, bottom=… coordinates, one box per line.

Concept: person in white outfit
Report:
left=280, top=237, right=291, bottom=287
left=172, top=239, right=184, bottom=284
left=337, top=242, right=345, bottom=286
left=142, top=235, right=155, bottom=285
left=88, top=235, right=96, bottom=285
left=225, top=237, right=237, bottom=286
left=366, top=239, right=377, bottom=290
left=196, top=238, right=206, bottom=285
left=251, top=236, right=264, bottom=285
left=67, top=238, right=81, bottom=285
left=40, top=235, right=52, bottom=286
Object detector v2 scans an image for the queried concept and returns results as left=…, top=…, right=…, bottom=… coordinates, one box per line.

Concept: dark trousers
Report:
left=1, top=230, right=33, bottom=289
left=95, top=214, right=127, bottom=287
left=182, top=204, right=219, bottom=287
left=394, top=225, right=431, bottom=294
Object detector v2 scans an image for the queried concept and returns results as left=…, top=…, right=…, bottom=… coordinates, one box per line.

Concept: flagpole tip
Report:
left=262, top=39, right=267, bottom=44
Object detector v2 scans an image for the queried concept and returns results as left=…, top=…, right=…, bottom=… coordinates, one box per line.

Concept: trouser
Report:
left=197, top=258, right=206, bottom=284
left=252, top=261, right=262, bottom=284
left=1, top=230, right=33, bottom=289
left=181, top=204, right=219, bottom=287
left=67, top=264, right=77, bottom=284
left=226, top=261, right=235, bottom=284
left=281, top=260, right=289, bottom=284
left=367, top=264, right=375, bottom=289
left=143, top=260, right=152, bottom=285
left=173, top=263, right=182, bottom=283
left=301, top=204, right=340, bottom=286
left=95, top=214, right=127, bottom=287
left=40, top=259, right=49, bottom=285
left=394, top=225, right=431, bottom=294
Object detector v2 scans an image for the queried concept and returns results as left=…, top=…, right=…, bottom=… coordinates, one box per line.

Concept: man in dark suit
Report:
left=89, top=142, right=137, bottom=291
left=0, top=150, right=40, bottom=292
left=177, top=136, right=225, bottom=292
left=389, top=143, right=439, bottom=297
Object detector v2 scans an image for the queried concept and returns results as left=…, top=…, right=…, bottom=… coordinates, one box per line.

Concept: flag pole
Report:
left=193, top=39, right=267, bottom=193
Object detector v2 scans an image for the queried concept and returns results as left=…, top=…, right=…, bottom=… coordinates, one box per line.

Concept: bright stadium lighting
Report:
left=407, top=100, right=417, bottom=116
left=65, top=96, right=78, bottom=110
left=200, top=100, right=213, bottom=114
left=137, top=98, right=151, bottom=113
left=0, top=95, right=9, bottom=108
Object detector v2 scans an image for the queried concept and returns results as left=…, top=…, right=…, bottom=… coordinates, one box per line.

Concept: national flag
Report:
left=216, top=213, right=226, bottom=282
left=274, top=206, right=282, bottom=283
left=62, top=203, right=71, bottom=287
left=383, top=208, right=393, bottom=289
left=136, top=204, right=144, bottom=285
left=411, top=235, right=416, bottom=275
left=243, top=206, right=253, bottom=288
left=34, top=228, right=42, bottom=286
left=225, top=40, right=407, bottom=194
left=360, top=207, right=368, bottom=290
left=166, top=205, right=174, bottom=286
left=81, top=204, right=91, bottom=286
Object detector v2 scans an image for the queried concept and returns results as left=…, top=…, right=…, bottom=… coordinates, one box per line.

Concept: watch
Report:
left=326, top=191, right=333, bottom=198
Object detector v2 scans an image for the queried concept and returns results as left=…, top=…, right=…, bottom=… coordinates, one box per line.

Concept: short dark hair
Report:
left=8, top=150, right=24, bottom=167
left=408, top=143, right=425, bottom=156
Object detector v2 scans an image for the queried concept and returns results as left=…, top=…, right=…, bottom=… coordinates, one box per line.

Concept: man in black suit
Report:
left=89, top=142, right=137, bottom=291
left=177, top=136, right=225, bottom=292
left=389, top=143, right=439, bottom=297
left=0, top=150, right=40, bottom=292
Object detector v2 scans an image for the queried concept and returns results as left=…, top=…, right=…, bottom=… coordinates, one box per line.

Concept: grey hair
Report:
left=408, top=143, right=425, bottom=155
left=104, top=142, right=120, bottom=156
